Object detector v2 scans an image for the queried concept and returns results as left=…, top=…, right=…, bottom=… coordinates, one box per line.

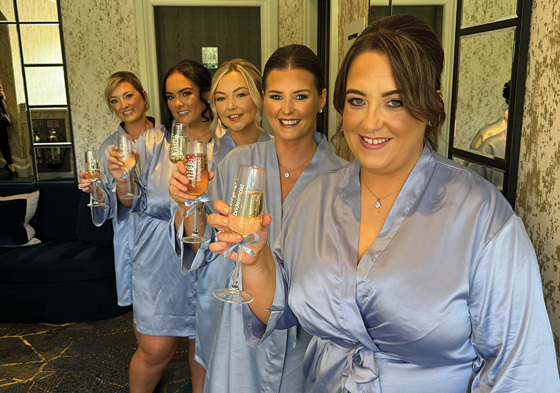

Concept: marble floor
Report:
left=0, top=312, right=191, bottom=392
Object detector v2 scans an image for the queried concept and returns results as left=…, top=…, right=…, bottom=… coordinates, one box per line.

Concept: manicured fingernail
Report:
left=224, top=207, right=230, bottom=214
left=236, top=235, right=242, bottom=241
left=222, top=218, right=228, bottom=224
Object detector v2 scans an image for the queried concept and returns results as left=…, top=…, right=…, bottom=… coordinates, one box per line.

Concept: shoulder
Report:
left=428, top=152, right=515, bottom=239
left=142, top=125, right=167, bottom=143
left=220, top=139, right=272, bottom=165
left=297, top=161, right=354, bottom=205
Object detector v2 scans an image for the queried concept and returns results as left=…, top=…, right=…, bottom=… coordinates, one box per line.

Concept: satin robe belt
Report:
left=331, top=337, right=381, bottom=393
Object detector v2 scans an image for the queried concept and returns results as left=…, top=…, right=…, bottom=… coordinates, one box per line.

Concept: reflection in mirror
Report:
left=454, top=28, right=514, bottom=156
left=461, top=0, right=517, bottom=28
left=0, top=0, right=74, bottom=182
left=0, top=21, right=32, bottom=180
left=454, top=155, right=505, bottom=191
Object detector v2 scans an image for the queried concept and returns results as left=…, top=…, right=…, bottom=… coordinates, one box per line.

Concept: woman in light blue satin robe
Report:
left=208, top=16, right=560, bottom=393
left=170, top=59, right=271, bottom=374
left=79, top=71, right=193, bottom=392
left=170, top=47, right=346, bottom=393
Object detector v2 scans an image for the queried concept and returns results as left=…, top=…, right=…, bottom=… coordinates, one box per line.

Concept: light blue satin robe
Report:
left=246, top=144, right=560, bottom=392
left=176, top=132, right=346, bottom=392
left=122, top=125, right=198, bottom=337
left=91, top=122, right=150, bottom=306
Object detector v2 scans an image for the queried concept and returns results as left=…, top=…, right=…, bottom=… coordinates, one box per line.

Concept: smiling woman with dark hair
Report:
left=170, top=44, right=346, bottom=392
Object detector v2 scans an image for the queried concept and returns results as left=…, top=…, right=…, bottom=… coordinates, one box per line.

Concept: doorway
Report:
left=154, top=6, right=261, bottom=120
left=134, top=0, right=278, bottom=124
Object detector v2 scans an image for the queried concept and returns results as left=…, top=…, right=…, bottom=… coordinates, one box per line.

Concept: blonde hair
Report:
left=104, top=71, right=149, bottom=112
left=209, top=59, right=264, bottom=137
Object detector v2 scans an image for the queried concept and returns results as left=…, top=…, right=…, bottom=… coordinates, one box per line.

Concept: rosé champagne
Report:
left=185, top=154, right=208, bottom=197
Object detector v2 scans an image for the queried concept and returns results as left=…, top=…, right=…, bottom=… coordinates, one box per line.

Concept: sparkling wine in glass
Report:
left=180, top=139, right=210, bottom=243
left=118, top=134, right=139, bottom=200
left=85, top=150, right=102, bottom=207
left=214, top=165, right=266, bottom=304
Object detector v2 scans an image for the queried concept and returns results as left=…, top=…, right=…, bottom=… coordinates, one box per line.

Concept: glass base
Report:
left=180, top=234, right=210, bottom=244
left=213, top=287, right=254, bottom=304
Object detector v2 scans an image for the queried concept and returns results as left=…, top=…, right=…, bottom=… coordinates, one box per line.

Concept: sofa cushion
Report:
left=0, top=240, right=115, bottom=283
left=0, top=191, right=42, bottom=247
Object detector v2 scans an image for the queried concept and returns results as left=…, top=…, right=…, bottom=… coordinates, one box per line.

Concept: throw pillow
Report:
left=0, top=190, right=41, bottom=247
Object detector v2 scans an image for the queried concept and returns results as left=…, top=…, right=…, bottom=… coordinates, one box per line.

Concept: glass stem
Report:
left=92, top=180, right=98, bottom=202
left=192, top=206, right=200, bottom=236
left=231, top=248, right=242, bottom=290
left=126, top=171, right=133, bottom=195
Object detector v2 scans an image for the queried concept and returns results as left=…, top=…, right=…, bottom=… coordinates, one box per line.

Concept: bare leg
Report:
left=129, top=324, right=181, bottom=393
left=188, top=338, right=206, bottom=393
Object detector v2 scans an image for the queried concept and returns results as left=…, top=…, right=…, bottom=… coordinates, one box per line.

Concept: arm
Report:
left=469, top=216, right=559, bottom=392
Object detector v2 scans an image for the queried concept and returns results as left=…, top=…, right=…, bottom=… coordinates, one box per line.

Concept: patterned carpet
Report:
left=0, top=312, right=192, bottom=392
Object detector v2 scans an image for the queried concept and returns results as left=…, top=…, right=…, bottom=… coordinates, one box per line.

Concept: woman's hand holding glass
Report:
left=78, top=150, right=104, bottom=207
left=169, top=138, right=210, bottom=243
left=210, top=165, right=267, bottom=304
left=84, top=150, right=103, bottom=207
left=207, top=200, right=272, bottom=267
left=107, top=135, right=139, bottom=200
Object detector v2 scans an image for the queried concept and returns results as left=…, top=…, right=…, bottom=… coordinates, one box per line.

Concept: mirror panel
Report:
left=0, top=23, right=34, bottom=180
left=25, top=66, right=67, bottom=106
left=21, top=24, right=63, bottom=64
left=461, top=0, right=517, bottom=28
left=16, top=0, right=58, bottom=22
left=0, top=0, right=16, bottom=21
left=453, top=27, right=514, bottom=156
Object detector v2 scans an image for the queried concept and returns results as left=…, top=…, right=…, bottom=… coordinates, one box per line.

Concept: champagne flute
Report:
left=118, top=134, right=139, bottom=199
left=214, top=165, right=266, bottom=304
left=85, top=150, right=102, bottom=207
left=180, top=139, right=210, bottom=243
left=169, top=121, right=187, bottom=164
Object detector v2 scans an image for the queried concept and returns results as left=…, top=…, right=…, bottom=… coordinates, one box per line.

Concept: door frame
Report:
left=134, top=0, right=279, bottom=123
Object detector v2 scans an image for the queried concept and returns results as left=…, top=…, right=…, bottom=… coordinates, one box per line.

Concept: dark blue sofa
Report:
left=0, top=181, right=130, bottom=323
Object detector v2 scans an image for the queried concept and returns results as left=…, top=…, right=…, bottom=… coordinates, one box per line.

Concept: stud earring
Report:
left=319, top=108, right=324, bottom=114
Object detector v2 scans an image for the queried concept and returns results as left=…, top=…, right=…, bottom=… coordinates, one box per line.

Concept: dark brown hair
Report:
left=332, top=14, right=445, bottom=150
left=161, top=59, right=213, bottom=132
left=262, top=44, right=325, bottom=95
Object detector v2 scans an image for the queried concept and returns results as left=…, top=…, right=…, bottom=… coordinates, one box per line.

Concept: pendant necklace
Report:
left=279, top=156, right=313, bottom=178
left=362, top=180, right=402, bottom=209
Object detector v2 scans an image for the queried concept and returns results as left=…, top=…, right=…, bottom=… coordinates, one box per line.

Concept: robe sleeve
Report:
left=469, top=215, right=560, bottom=392
left=244, top=224, right=300, bottom=347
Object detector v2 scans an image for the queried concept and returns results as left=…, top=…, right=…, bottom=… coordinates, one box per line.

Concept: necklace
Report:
left=279, top=156, right=313, bottom=178
left=361, top=179, right=402, bottom=209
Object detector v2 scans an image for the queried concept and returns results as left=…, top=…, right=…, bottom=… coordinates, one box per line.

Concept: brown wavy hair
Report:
left=104, top=71, right=149, bottom=112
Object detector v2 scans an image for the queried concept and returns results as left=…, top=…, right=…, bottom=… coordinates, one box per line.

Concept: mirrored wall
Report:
left=448, top=0, right=532, bottom=207
left=0, top=0, right=75, bottom=182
